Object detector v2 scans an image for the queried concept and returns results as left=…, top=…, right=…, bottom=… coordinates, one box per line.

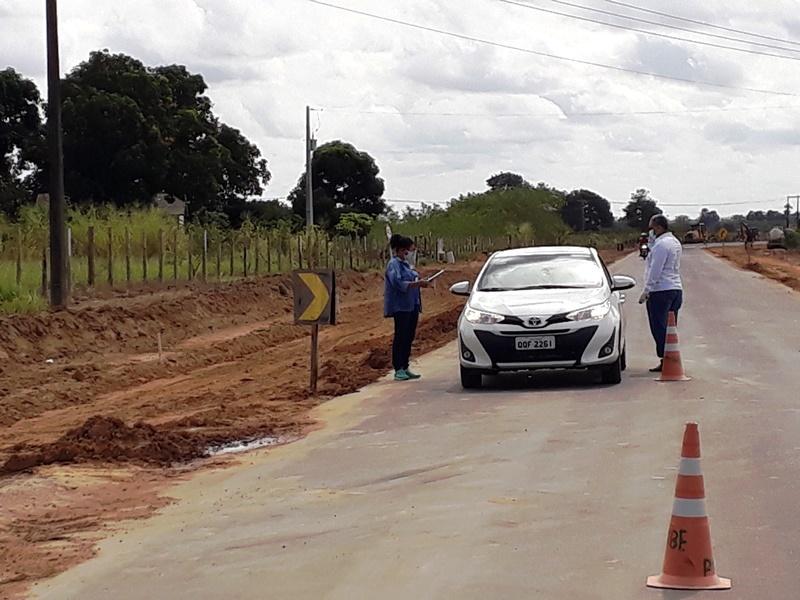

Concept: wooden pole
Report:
left=229, top=236, right=235, bottom=277
left=310, top=323, right=319, bottom=394
left=141, top=231, right=148, bottom=281
left=216, top=240, right=222, bottom=281
left=16, top=226, right=22, bottom=287
left=254, top=237, right=260, bottom=276
left=125, top=228, right=131, bottom=284
left=266, top=234, right=272, bottom=273
left=87, top=226, right=95, bottom=286
left=158, top=229, right=165, bottom=282
left=187, top=232, right=193, bottom=281
left=107, top=227, right=113, bottom=285
left=41, top=246, right=48, bottom=297
left=202, top=230, right=208, bottom=282
left=243, top=241, right=248, bottom=278
left=172, top=229, right=178, bottom=281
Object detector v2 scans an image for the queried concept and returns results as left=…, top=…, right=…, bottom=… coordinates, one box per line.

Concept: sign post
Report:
left=292, top=270, right=336, bottom=394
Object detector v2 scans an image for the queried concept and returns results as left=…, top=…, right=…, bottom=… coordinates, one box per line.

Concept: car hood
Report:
left=469, top=287, right=608, bottom=317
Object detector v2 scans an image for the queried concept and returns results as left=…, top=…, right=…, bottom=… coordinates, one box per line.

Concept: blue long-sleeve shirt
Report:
left=384, top=256, right=422, bottom=317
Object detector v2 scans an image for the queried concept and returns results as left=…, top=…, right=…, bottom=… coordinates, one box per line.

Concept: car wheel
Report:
left=601, top=356, right=623, bottom=385
left=620, top=347, right=627, bottom=372
left=460, top=365, right=483, bottom=389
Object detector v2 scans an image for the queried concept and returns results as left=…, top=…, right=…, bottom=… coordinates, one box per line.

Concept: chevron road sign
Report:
left=292, top=270, right=336, bottom=325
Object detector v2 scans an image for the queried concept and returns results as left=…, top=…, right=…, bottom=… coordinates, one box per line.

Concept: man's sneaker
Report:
left=394, top=369, right=411, bottom=381
left=405, top=370, right=422, bottom=380
left=649, top=361, right=663, bottom=373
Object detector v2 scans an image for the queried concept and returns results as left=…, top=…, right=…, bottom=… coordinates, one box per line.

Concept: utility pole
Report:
left=785, top=199, right=792, bottom=230
left=46, top=0, right=69, bottom=308
left=305, top=106, right=315, bottom=231
left=788, top=195, right=800, bottom=229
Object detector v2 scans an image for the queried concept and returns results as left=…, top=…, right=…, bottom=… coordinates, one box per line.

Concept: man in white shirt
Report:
left=638, top=214, right=683, bottom=372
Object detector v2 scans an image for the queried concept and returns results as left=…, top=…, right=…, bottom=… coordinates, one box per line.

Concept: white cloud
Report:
left=2, top=0, right=800, bottom=216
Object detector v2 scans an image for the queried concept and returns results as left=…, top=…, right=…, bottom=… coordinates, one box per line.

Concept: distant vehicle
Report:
left=638, top=233, right=649, bottom=259
left=449, top=246, right=636, bottom=389
left=683, top=222, right=707, bottom=244
left=767, top=227, right=786, bottom=250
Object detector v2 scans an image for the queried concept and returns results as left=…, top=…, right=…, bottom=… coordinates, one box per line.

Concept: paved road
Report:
left=36, top=249, right=800, bottom=599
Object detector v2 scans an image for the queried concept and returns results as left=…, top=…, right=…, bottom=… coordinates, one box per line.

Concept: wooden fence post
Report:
left=158, top=230, right=165, bottom=282
left=41, top=246, right=48, bottom=297
left=202, top=230, right=208, bottom=282
left=125, top=228, right=132, bottom=284
left=107, top=228, right=114, bottom=286
left=141, top=232, right=148, bottom=282
left=216, top=240, right=222, bottom=281
left=187, top=232, right=193, bottom=281
left=16, top=227, right=22, bottom=287
left=243, top=240, right=248, bottom=278
left=87, top=226, right=96, bottom=286
left=266, top=234, right=272, bottom=273
left=229, top=235, right=235, bottom=277
left=173, top=229, right=179, bottom=281
left=254, top=237, right=260, bottom=276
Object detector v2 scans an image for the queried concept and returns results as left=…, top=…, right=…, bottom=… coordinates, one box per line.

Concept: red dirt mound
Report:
left=1, top=416, right=207, bottom=474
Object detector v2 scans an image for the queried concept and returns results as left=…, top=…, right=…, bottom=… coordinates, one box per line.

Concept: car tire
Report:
left=601, top=356, right=623, bottom=385
left=460, top=365, right=483, bottom=389
left=620, top=346, right=627, bottom=371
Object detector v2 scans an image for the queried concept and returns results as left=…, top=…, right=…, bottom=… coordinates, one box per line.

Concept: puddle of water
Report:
left=206, top=436, right=282, bottom=457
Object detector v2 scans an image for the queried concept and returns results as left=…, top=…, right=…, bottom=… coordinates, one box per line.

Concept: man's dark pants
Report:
left=392, top=311, right=419, bottom=371
left=646, top=289, right=683, bottom=358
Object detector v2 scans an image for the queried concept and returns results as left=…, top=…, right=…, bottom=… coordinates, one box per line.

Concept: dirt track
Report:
left=708, top=245, right=800, bottom=293
left=0, top=250, right=628, bottom=598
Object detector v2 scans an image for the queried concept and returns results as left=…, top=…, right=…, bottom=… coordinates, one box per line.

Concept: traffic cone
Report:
left=647, top=422, right=731, bottom=591
left=657, top=311, right=690, bottom=382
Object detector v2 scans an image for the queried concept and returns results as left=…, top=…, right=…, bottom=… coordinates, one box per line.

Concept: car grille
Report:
left=475, top=326, right=598, bottom=365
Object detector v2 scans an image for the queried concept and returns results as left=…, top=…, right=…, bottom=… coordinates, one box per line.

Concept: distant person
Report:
left=639, top=215, right=683, bottom=372
left=385, top=235, right=429, bottom=381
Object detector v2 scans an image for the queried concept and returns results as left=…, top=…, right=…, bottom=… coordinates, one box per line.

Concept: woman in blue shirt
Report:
left=385, top=235, right=430, bottom=381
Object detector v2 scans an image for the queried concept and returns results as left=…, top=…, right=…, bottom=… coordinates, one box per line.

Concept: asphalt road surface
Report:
left=36, top=249, right=800, bottom=599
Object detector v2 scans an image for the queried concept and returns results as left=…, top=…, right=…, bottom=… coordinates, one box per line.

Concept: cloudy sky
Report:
left=3, top=0, right=800, bottom=217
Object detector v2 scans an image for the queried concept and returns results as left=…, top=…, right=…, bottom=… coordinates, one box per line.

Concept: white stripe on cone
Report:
left=678, top=458, right=703, bottom=476
left=672, top=498, right=708, bottom=518
left=664, top=344, right=681, bottom=352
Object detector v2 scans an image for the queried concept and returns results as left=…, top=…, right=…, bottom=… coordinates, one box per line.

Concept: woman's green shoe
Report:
left=405, top=370, right=421, bottom=380
left=394, top=369, right=411, bottom=381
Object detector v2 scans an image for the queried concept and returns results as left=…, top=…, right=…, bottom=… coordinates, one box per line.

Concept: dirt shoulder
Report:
left=707, top=245, right=800, bottom=293
left=0, top=249, right=628, bottom=598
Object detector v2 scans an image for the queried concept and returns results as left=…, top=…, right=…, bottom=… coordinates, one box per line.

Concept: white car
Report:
left=450, top=246, right=636, bottom=389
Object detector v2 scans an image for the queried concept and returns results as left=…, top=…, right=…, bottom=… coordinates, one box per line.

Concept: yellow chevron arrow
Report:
left=299, top=273, right=330, bottom=321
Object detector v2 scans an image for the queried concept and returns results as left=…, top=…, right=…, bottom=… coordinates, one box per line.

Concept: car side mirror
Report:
left=449, top=281, right=471, bottom=296
left=612, top=275, right=636, bottom=292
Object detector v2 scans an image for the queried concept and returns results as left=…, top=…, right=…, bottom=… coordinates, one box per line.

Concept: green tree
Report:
left=289, top=140, right=386, bottom=230
left=623, top=189, right=662, bottom=230
left=486, top=171, right=528, bottom=191
left=47, top=51, right=269, bottom=221
left=335, top=212, right=374, bottom=238
left=699, top=208, right=721, bottom=230
left=0, top=68, right=44, bottom=217
left=561, top=189, right=614, bottom=231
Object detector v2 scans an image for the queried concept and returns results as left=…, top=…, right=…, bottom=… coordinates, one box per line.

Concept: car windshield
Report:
left=478, top=254, right=605, bottom=291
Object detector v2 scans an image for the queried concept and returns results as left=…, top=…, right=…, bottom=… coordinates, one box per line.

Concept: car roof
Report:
left=490, top=246, right=597, bottom=259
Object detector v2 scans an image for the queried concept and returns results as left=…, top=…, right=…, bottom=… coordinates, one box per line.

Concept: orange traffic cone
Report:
left=657, top=311, right=690, bottom=382
left=647, top=422, right=731, bottom=591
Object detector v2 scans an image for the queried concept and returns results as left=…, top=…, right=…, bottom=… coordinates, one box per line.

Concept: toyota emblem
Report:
left=527, top=317, right=544, bottom=327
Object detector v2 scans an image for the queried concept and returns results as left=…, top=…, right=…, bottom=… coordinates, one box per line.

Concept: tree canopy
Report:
left=0, top=68, right=44, bottom=217
left=289, top=140, right=386, bottom=230
left=486, top=171, right=528, bottom=191
left=8, top=51, right=270, bottom=223
left=561, top=189, right=614, bottom=231
left=623, top=189, right=662, bottom=230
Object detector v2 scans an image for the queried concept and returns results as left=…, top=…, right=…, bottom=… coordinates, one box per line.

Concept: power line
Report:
left=601, top=0, right=800, bottom=48
left=305, top=0, right=799, bottom=97
left=494, top=0, right=800, bottom=62
left=533, top=0, right=800, bottom=56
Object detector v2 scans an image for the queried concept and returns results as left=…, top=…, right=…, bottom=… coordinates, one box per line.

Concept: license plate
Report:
left=515, top=336, right=556, bottom=351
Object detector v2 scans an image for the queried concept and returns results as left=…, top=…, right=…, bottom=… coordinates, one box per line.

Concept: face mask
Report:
left=648, top=230, right=656, bottom=244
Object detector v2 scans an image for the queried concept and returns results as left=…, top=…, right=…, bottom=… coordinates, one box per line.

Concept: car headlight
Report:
left=566, top=300, right=611, bottom=322
left=464, top=307, right=504, bottom=324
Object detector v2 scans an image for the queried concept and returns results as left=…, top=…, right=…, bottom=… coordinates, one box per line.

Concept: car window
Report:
left=477, top=254, right=605, bottom=291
